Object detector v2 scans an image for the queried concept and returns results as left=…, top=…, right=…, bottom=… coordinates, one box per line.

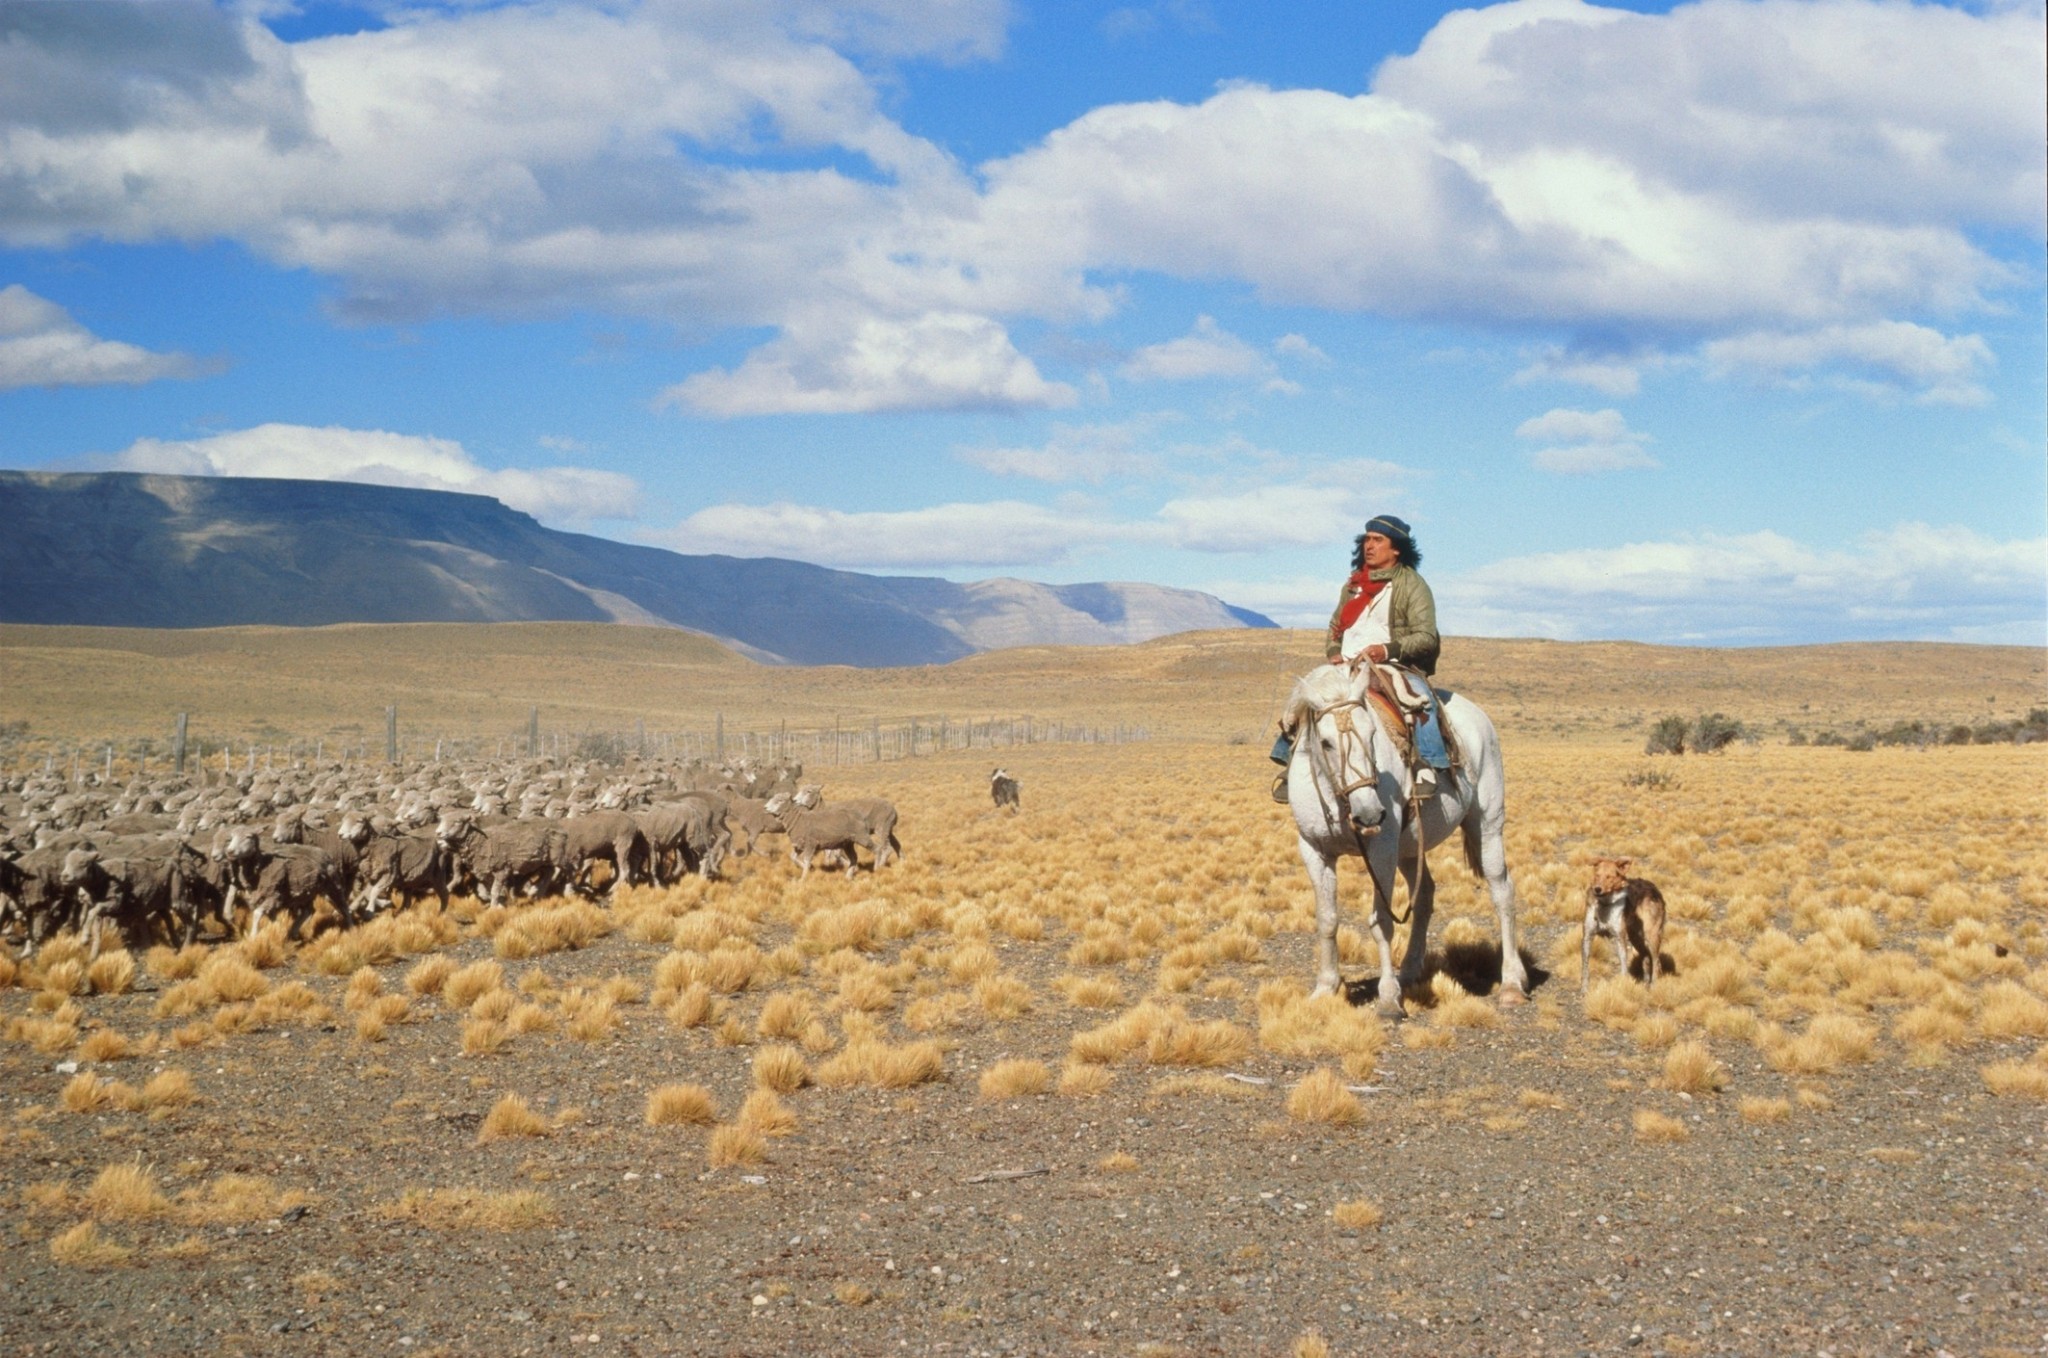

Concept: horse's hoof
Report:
left=1496, top=986, right=1527, bottom=1009
left=1310, top=982, right=1339, bottom=1001
left=1375, top=999, right=1406, bottom=1022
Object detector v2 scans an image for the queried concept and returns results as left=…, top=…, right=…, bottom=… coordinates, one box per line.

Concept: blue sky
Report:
left=2, top=0, right=2043, bottom=645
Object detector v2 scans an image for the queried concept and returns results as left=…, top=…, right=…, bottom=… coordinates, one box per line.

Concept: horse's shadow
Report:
left=1342, top=940, right=1553, bottom=1011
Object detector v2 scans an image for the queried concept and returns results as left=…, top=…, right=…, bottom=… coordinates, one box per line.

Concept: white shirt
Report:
left=1339, top=586, right=1392, bottom=661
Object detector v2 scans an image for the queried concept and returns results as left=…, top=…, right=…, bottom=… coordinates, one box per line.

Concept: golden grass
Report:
left=646, top=1084, right=719, bottom=1127
left=736, top=1089, right=797, bottom=1138
left=49, top=1221, right=134, bottom=1268
left=754, top=1045, right=811, bottom=1093
left=61, top=1072, right=115, bottom=1113
left=1098, top=1151, right=1140, bottom=1172
left=406, top=955, right=456, bottom=997
left=756, top=991, right=814, bottom=1040
left=139, top=1070, right=197, bottom=1109
left=1332, top=1199, right=1384, bottom=1230
left=1286, top=1068, right=1364, bottom=1127
left=87, top=952, right=136, bottom=995
left=1292, top=1331, right=1332, bottom=1358
left=1660, top=1040, right=1728, bottom=1093
left=381, top=1188, right=557, bottom=1231
left=1981, top=1060, right=2048, bottom=1099
left=978, top=1058, right=1052, bottom=1100
left=1058, top=1063, right=1113, bottom=1097
left=477, top=1095, right=550, bottom=1143
left=815, top=1038, right=945, bottom=1089
left=84, top=1162, right=170, bottom=1220
left=1633, top=1109, right=1690, bottom=1143
left=179, top=1174, right=312, bottom=1224
left=443, top=960, right=505, bottom=1008
left=707, top=1123, right=768, bottom=1168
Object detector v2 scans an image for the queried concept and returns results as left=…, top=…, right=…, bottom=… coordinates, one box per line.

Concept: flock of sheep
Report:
left=0, top=751, right=997, bottom=959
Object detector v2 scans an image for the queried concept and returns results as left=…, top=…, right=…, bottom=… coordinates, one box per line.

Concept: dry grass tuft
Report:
left=816, top=1038, right=946, bottom=1089
left=381, top=1188, right=558, bottom=1231
left=197, top=954, right=269, bottom=1004
left=1660, top=1040, right=1728, bottom=1093
left=974, top=975, right=1033, bottom=1019
left=707, top=1122, right=768, bottom=1168
left=61, top=1072, right=115, bottom=1114
left=1332, top=1199, right=1383, bottom=1230
left=1098, top=1151, right=1139, bottom=1173
left=87, top=951, right=136, bottom=995
left=343, top=967, right=383, bottom=1012
left=139, top=1071, right=196, bottom=1110
left=1981, top=1060, right=2048, bottom=1099
left=1764, top=1015, right=1876, bottom=1074
left=1978, top=982, right=2048, bottom=1040
left=494, top=900, right=613, bottom=959
left=405, top=955, right=456, bottom=997
left=753, top=1045, right=811, bottom=1093
left=1058, top=1064, right=1113, bottom=1097
left=1292, top=1330, right=1332, bottom=1358
left=736, top=1089, right=798, bottom=1138
left=666, top=982, right=719, bottom=1030
left=1632, top=1108, right=1690, bottom=1143
left=144, top=944, right=208, bottom=982
left=978, top=1059, right=1052, bottom=1100
left=1287, top=1068, right=1364, bottom=1127
left=756, top=991, right=814, bottom=1041
left=1429, top=973, right=1501, bottom=1029
left=477, top=1095, right=550, bottom=1143
left=1739, top=1096, right=1792, bottom=1124
left=461, top=1018, right=508, bottom=1057
left=85, top=1162, right=171, bottom=1220
left=49, top=1220, right=134, bottom=1268
left=834, top=1282, right=875, bottom=1306
left=443, top=960, right=505, bottom=1008
left=646, top=1084, right=719, bottom=1127
left=179, top=1174, right=311, bottom=1224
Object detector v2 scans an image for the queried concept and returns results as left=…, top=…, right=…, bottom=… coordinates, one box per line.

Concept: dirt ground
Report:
left=5, top=739, right=2046, bottom=1358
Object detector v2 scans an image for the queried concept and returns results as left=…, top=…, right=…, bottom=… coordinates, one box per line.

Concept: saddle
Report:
left=1360, top=661, right=1461, bottom=773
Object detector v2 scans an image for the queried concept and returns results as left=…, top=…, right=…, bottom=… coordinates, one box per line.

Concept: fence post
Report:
left=528, top=707, right=540, bottom=757
left=715, top=712, right=725, bottom=760
left=385, top=705, right=398, bottom=763
left=173, top=713, right=189, bottom=776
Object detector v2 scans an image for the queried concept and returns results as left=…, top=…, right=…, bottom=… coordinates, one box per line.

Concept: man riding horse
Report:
left=1272, top=514, right=1453, bottom=802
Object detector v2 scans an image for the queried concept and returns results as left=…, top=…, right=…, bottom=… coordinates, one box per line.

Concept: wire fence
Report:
left=0, top=708, right=1150, bottom=784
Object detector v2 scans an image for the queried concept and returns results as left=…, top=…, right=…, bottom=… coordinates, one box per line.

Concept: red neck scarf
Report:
left=1334, top=568, right=1390, bottom=635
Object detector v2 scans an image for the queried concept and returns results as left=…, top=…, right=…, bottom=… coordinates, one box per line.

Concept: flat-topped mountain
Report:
left=0, top=472, right=1272, bottom=666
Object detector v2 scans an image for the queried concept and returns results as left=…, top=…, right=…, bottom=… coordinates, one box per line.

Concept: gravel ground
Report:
left=5, top=903, right=2044, bottom=1358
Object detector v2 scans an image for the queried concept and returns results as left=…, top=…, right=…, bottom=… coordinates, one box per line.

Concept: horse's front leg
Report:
left=1395, top=837, right=1436, bottom=994
left=1296, top=835, right=1344, bottom=999
left=1476, top=817, right=1528, bottom=1005
left=1363, top=845, right=1404, bottom=1019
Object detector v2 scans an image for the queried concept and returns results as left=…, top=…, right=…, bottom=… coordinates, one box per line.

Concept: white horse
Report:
left=1281, top=662, right=1528, bottom=1017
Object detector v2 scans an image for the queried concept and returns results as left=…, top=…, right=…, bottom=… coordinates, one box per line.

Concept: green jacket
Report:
left=1324, top=564, right=1440, bottom=674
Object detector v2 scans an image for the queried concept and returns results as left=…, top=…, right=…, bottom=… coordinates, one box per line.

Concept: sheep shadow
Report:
left=1341, top=940, right=1551, bottom=1012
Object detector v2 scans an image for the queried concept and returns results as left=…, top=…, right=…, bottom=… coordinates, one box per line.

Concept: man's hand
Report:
left=1363, top=644, right=1389, bottom=663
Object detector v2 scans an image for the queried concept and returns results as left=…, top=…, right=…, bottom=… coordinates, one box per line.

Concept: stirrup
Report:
left=1412, top=766, right=1440, bottom=799
left=1271, top=772, right=1290, bottom=804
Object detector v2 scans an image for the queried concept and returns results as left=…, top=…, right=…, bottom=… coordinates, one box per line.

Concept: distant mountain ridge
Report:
left=0, top=472, right=1274, bottom=666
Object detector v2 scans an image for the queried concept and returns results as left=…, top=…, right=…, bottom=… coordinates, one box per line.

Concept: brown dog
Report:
left=1582, top=857, right=1666, bottom=992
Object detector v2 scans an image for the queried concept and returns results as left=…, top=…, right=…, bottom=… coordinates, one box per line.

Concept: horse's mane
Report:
left=1281, top=663, right=1363, bottom=730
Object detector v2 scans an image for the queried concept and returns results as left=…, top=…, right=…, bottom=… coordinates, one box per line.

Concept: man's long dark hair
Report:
left=1351, top=533, right=1422, bottom=572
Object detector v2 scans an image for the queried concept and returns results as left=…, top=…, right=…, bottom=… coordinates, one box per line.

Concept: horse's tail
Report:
left=1460, top=813, right=1484, bottom=878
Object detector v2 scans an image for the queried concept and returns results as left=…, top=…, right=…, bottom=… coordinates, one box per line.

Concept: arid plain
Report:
left=3, top=624, right=2045, bottom=1357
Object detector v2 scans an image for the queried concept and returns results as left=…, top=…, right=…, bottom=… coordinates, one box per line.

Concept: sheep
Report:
left=634, top=800, right=729, bottom=884
left=243, top=843, right=352, bottom=938
left=792, top=785, right=900, bottom=868
left=559, top=810, right=650, bottom=898
left=723, top=795, right=788, bottom=858
left=435, top=812, right=571, bottom=908
left=350, top=826, right=450, bottom=916
left=990, top=767, right=1021, bottom=813
left=766, top=794, right=877, bottom=880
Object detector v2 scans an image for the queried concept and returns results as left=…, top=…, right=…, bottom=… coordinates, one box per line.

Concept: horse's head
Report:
left=1283, top=664, right=1389, bottom=833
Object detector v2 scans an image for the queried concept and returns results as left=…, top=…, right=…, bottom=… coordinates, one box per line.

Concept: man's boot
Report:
left=1412, top=765, right=1439, bottom=800
left=1269, top=728, right=1294, bottom=804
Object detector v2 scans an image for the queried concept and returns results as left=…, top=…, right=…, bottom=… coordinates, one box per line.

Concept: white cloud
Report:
left=956, top=418, right=1166, bottom=483
left=1274, top=333, right=1330, bottom=365
left=1439, top=524, right=2048, bottom=645
left=657, top=461, right=1410, bottom=568
left=1121, top=316, right=1269, bottom=382
left=1702, top=321, right=1995, bottom=407
left=1511, top=346, right=1647, bottom=397
left=1514, top=407, right=1656, bottom=474
left=0, top=285, right=209, bottom=390
left=102, top=423, right=639, bottom=525
left=657, top=499, right=1120, bottom=569
left=0, top=0, right=2036, bottom=411
left=664, top=312, right=1074, bottom=415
